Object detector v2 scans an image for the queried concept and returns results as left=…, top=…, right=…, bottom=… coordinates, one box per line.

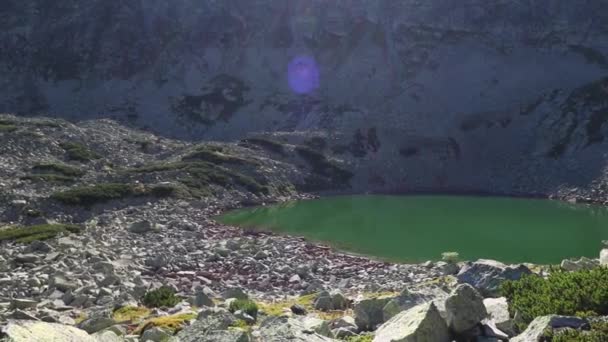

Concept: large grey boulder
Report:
left=457, top=259, right=532, bottom=297
left=382, top=287, right=449, bottom=322
left=172, top=309, right=238, bottom=341
left=483, top=297, right=514, bottom=336
left=511, top=315, right=589, bottom=342
left=373, top=302, right=450, bottom=342
left=354, top=295, right=396, bottom=331
left=560, top=257, right=599, bottom=272
left=600, top=249, right=608, bottom=266
left=0, top=320, right=95, bottom=342
left=445, top=284, right=487, bottom=334
left=257, top=316, right=337, bottom=342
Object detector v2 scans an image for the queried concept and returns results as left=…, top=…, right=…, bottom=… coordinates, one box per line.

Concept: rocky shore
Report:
left=2, top=115, right=608, bottom=341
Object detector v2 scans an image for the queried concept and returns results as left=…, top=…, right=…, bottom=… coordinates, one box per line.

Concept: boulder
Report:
left=483, top=297, right=514, bottom=336
left=445, top=284, right=488, bottom=334
left=173, top=309, right=239, bottom=341
left=560, top=257, right=599, bottom=272
left=330, top=291, right=349, bottom=310
left=92, top=330, right=123, bottom=342
left=182, top=329, right=251, bottom=342
left=78, top=317, right=116, bottom=334
left=457, top=259, right=532, bottom=297
left=299, top=316, right=333, bottom=338
left=291, top=304, right=307, bottom=315
left=257, top=316, right=337, bottom=341
left=192, top=290, right=214, bottom=307
left=128, top=220, right=157, bottom=233
left=373, top=302, right=450, bottom=342
left=511, top=315, right=589, bottom=342
left=600, top=249, right=608, bottom=266
left=382, top=287, right=448, bottom=322
left=10, top=299, right=39, bottom=310
left=141, top=327, right=172, bottom=342
left=0, top=320, right=95, bottom=342
left=314, top=294, right=333, bottom=312
left=354, top=295, right=395, bottom=331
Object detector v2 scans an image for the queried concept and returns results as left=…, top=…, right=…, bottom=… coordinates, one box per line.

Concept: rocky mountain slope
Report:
left=2, top=1, right=608, bottom=197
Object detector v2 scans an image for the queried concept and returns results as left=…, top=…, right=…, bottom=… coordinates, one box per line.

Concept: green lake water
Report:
left=218, top=195, right=608, bottom=264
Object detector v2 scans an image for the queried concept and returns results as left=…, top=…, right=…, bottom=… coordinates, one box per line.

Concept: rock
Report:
left=457, top=259, right=532, bottom=297
left=560, top=257, right=599, bottom=271
left=511, top=315, right=589, bottom=342
left=436, top=261, right=460, bottom=275
left=141, top=327, right=172, bottom=342
left=445, top=284, right=488, bottom=334
left=223, top=287, right=248, bottom=300
left=93, top=330, right=123, bottom=342
left=78, top=317, right=116, bottom=334
left=26, top=241, right=53, bottom=253
left=193, top=290, right=214, bottom=307
left=330, top=291, right=349, bottom=310
left=254, top=251, right=268, bottom=259
left=181, top=329, right=251, bottom=342
left=145, top=255, right=169, bottom=269
left=10, top=299, right=39, bottom=310
left=7, top=309, right=39, bottom=320
left=314, top=294, right=333, bottom=312
left=98, top=274, right=120, bottom=287
left=291, top=304, right=307, bottom=315
left=382, top=288, right=448, bottom=322
left=257, top=316, right=336, bottom=342
left=373, top=302, right=450, bottom=342
left=50, top=274, right=78, bottom=292
left=481, top=321, right=509, bottom=341
left=14, top=254, right=39, bottom=264
left=600, top=249, right=608, bottom=266
left=333, top=328, right=357, bottom=339
left=299, top=316, right=333, bottom=338
left=354, top=295, right=395, bottom=331
left=173, top=309, right=240, bottom=341
left=483, top=297, right=514, bottom=336
left=1, top=320, right=95, bottom=342
left=128, top=220, right=156, bottom=234
left=289, top=274, right=302, bottom=283
left=196, top=307, right=236, bottom=328
left=234, top=310, right=256, bottom=324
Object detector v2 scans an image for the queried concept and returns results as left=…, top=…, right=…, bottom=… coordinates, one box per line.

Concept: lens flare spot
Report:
left=288, top=56, right=319, bottom=94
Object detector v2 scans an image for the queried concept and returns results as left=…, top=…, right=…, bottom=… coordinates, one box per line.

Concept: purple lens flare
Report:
left=288, top=56, right=320, bottom=94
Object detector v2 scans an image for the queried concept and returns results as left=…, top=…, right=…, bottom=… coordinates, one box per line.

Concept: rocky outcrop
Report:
left=354, top=295, right=396, bottom=331
left=457, top=259, right=532, bottom=297
left=444, top=284, right=488, bottom=334
left=373, top=302, right=450, bottom=342
left=511, top=315, right=590, bottom=342
left=483, top=297, right=514, bottom=336
left=0, top=320, right=95, bottom=342
left=257, top=316, right=337, bottom=342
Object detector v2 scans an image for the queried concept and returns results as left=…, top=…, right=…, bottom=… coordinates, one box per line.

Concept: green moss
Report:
left=32, top=163, right=85, bottom=177
left=60, top=142, right=101, bottom=162
left=136, top=313, right=196, bottom=334
left=0, top=124, right=17, bottom=132
left=112, top=306, right=151, bottom=323
left=500, top=267, right=608, bottom=331
left=0, top=224, right=82, bottom=244
left=143, top=286, right=180, bottom=308
left=50, top=183, right=176, bottom=206
left=346, top=335, right=374, bottom=342
left=228, top=299, right=259, bottom=319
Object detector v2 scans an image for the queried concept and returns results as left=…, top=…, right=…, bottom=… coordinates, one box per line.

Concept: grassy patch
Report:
left=60, top=142, right=101, bottom=162
left=136, top=313, right=196, bottom=335
left=229, top=319, right=253, bottom=332
left=32, top=163, right=85, bottom=177
left=128, top=161, right=268, bottom=196
left=112, top=306, right=151, bottom=323
left=501, top=267, right=608, bottom=331
left=143, top=286, right=180, bottom=308
left=50, top=183, right=179, bottom=206
left=258, top=293, right=349, bottom=320
left=241, top=137, right=287, bottom=155
left=0, top=224, right=82, bottom=244
left=346, top=335, right=374, bottom=342
left=228, top=299, right=259, bottom=319
left=21, top=174, right=76, bottom=183
left=0, top=123, right=18, bottom=132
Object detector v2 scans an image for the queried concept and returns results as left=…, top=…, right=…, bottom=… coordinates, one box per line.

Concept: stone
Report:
left=173, top=309, right=240, bottom=341
left=257, top=316, right=336, bottom=342
left=333, top=328, right=357, bottom=338
left=289, top=274, right=302, bottom=283
left=354, top=295, right=395, bottom=331
left=128, top=220, right=156, bottom=234
left=445, top=284, right=488, bottom=334
left=382, top=288, right=448, bottom=322
left=181, top=329, right=251, bottom=342
left=14, top=254, right=39, bottom=264
left=26, top=240, right=53, bottom=253
left=600, top=249, right=608, bottom=266
left=457, top=259, right=532, bottom=297
left=78, top=317, right=116, bottom=334
left=50, top=274, right=78, bottom=292
left=291, top=304, right=307, bottom=315
left=99, top=274, right=121, bottom=287
left=141, top=327, right=172, bottom=342
left=93, top=330, right=123, bottom=342
left=193, top=290, right=214, bottom=307
left=235, top=310, right=256, bottom=324
left=483, top=297, right=514, bottom=336
left=223, top=287, right=249, bottom=300
left=299, top=316, right=333, bottom=338
left=314, top=294, right=333, bottom=312
left=330, top=291, right=349, bottom=310
left=373, top=302, right=450, bottom=342
left=481, top=321, right=509, bottom=340
left=1, top=320, right=95, bottom=342
left=7, top=309, right=39, bottom=320
left=511, top=315, right=589, bottom=342
left=560, top=257, right=599, bottom=271
left=10, top=299, right=39, bottom=310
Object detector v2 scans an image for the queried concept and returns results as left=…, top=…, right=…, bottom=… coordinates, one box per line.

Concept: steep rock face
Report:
left=1, top=1, right=608, bottom=195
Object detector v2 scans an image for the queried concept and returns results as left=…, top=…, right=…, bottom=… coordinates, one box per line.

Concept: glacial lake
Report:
left=218, top=195, right=608, bottom=264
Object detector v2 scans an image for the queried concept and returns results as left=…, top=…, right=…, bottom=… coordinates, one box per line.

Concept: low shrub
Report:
left=60, top=142, right=101, bottom=162
left=229, top=299, right=259, bottom=319
left=0, top=224, right=81, bottom=243
left=143, top=286, right=180, bottom=308
left=500, top=268, right=608, bottom=330
left=50, top=183, right=176, bottom=206
left=32, top=163, right=85, bottom=177
left=545, top=321, right=608, bottom=342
